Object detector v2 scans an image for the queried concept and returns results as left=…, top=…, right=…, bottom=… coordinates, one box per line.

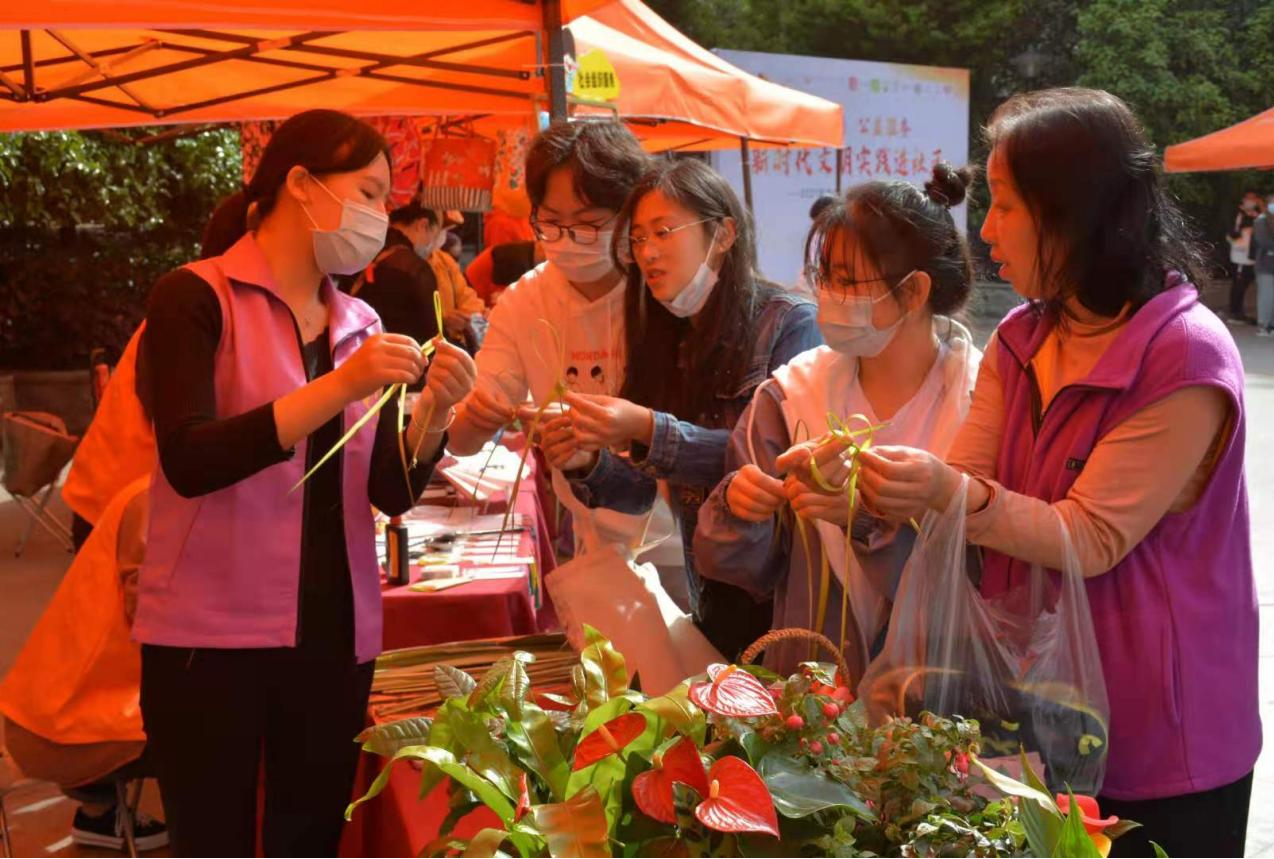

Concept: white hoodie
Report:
left=476, top=260, right=677, bottom=556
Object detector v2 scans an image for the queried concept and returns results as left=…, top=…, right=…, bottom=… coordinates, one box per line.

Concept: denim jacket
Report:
left=567, top=290, right=821, bottom=652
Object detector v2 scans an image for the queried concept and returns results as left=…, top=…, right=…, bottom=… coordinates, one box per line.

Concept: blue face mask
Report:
left=816, top=270, right=917, bottom=357
left=302, top=177, right=389, bottom=276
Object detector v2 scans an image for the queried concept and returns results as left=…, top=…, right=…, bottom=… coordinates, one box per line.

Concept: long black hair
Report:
left=203, top=110, right=389, bottom=255
left=985, top=87, right=1207, bottom=317
left=805, top=163, right=975, bottom=317
left=614, top=158, right=775, bottom=422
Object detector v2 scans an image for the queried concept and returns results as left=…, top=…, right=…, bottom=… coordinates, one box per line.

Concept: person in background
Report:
left=856, top=87, right=1257, bottom=857
left=62, top=327, right=153, bottom=550
left=466, top=239, right=545, bottom=308
left=694, top=164, right=980, bottom=676
left=442, top=229, right=464, bottom=263
left=346, top=201, right=441, bottom=355
left=536, top=159, right=822, bottom=659
left=2, top=479, right=167, bottom=852
left=792, top=194, right=838, bottom=297
left=1225, top=191, right=1261, bottom=324
left=1252, top=193, right=1274, bottom=336
left=423, top=209, right=486, bottom=343
left=133, top=109, right=476, bottom=856
left=484, top=185, right=536, bottom=247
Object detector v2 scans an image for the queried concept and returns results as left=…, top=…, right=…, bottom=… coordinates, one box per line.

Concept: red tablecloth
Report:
left=380, top=460, right=557, bottom=651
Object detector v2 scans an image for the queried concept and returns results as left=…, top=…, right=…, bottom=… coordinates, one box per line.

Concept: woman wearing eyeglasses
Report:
left=691, top=164, right=980, bottom=676
left=536, top=159, right=821, bottom=659
left=448, top=120, right=670, bottom=555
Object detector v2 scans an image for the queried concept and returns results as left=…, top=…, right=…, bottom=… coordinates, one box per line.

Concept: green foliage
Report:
left=0, top=128, right=241, bottom=232
left=0, top=127, right=241, bottom=370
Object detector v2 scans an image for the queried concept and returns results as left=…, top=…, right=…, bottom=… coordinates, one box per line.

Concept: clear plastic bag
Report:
left=857, top=475, right=1110, bottom=793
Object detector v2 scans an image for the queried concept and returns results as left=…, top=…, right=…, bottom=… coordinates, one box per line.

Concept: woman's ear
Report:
left=713, top=216, right=738, bottom=257
left=283, top=165, right=314, bottom=206
left=901, top=270, right=932, bottom=313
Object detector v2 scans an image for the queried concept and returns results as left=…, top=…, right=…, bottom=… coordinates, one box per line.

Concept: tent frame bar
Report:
left=10, top=27, right=539, bottom=120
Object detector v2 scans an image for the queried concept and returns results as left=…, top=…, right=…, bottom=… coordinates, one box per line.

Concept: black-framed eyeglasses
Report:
left=531, top=214, right=616, bottom=245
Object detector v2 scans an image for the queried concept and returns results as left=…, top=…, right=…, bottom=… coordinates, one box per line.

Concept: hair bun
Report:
left=924, top=162, right=973, bottom=208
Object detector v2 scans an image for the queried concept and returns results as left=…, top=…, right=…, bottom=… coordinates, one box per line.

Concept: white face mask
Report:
left=303, top=177, right=388, bottom=276
left=817, top=270, right=916, bottom=357
left=542, top=230, right=616, bottom=282
left=657, top=228, right=720, bottom=318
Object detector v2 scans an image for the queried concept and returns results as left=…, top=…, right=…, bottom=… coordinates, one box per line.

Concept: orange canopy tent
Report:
left=0, top=1, right=607, bottom=131
left=561, top=0, right=842, bottom=151
left=1164, top=106, right=1274, bottom=173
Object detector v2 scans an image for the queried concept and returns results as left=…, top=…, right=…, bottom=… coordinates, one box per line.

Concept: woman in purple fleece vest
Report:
left=856, top=88, right=1258, bottom=857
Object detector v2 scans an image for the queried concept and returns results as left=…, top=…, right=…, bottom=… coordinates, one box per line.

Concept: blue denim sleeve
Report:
left=769, top=299, right=823, bottom=372
left=568, top=449, right=658, bottom=514
left=626, top=411, right=731, bottom=489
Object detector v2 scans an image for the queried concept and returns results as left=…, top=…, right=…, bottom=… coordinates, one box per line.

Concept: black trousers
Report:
left=140, top=644, right=374, bottom=857
left=1231, top=263, right=1255, bottom=317
left=1101, top=771, right=1253, bottom=858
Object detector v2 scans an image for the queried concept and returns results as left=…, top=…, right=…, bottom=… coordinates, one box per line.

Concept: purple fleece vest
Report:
left=982, top=275, right=1260, bottom=800
left=134, top=234, right=386, bottom=663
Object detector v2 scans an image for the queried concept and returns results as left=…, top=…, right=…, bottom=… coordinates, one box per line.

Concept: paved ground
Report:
left=0, top=281, right=1272, bottom=856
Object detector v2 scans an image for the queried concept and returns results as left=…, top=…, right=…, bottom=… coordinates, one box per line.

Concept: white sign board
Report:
left=712, top=50, right=970, bottom=286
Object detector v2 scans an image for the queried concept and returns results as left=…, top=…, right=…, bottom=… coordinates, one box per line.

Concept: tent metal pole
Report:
left=835, top=147, right=843, bottom=194
left=740, top=137, right=754, bottom=212
left=20, top=30, right=35, bottom=96
left=544, top=0, right=568, bottom=121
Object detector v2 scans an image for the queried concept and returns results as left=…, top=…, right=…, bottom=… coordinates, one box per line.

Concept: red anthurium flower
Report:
left=572, top=712, right=647, bottom=771
left=632, top=738, right=711, bottom=824
left=535, top=692, right=577, bottom=712
left=689, top=665, right=779, bottom=718
left=515, top=772, right=531, bottom=822
left=694, top=757, right=780, bottom=837
left=1055, top=794, right=1119, bottom=834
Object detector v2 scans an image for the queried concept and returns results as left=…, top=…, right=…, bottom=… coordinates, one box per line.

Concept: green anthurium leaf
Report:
left=529, top=786, right=613, bottom=857
left=757, top=755, right=874, bottom=821
left=461, top=827, right=512, bottom=857
left=470, top=656, right=514, bottom=708
left=1103, top=819, right=1143, bottom=840
left=505, top=698, right=571, bottom=802
left=969, top=753, right=1061, bottom=856
left=1056, top=790, right=1102, bottom=858
left=499, top=657, right=532, bottom=720
left=436, top=664, right=479, bottom=700
left=580, top=624, right=629, bottom=708
left=355, top=716, right=433, bottom=758
left=346, top=745, right=514, bottom=824
left=736, top=729, right=772, bottom=766
left=1151, top=841, right=1169, bottom=858
left=439, top=699, right=522, bottom=800
left=671, top=782, right=703, bottom=833
left=639, top=683, right=706, bottom=745
left=581, top=695, right=635, bottom=734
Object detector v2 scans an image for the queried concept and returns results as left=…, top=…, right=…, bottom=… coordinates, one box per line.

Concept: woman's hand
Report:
left=784, top=476, right=851, bottom=528
left=424, top=339, right=477, bottom=412
left=565, top=392, right=654, bottom=451
left=337, top=333, right=427, bottom=401
left=461, top=385, right=516, bottom=434
left=776, top=437, right=853, bottom=491
left=537, top=410, right=598, bottom=473
left=857, top=445, right=962, bottom=521
left=725, top=464, right=788, bottom=523
left=443, top=310, right=471, bottom=340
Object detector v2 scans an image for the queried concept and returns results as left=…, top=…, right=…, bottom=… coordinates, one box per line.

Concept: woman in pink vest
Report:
left=133, top=110, right=475, bottom=856
left=856, top=88, right=1258, bottom=857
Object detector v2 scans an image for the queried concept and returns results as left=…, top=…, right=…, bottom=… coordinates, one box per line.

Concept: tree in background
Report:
left=0, top=127, right=241, bottom=370
left=648, top=0, right=1274, bottom=277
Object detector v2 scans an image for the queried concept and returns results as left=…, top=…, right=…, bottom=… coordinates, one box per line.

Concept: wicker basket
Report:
left=741, top=628, right=851, bottom=684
